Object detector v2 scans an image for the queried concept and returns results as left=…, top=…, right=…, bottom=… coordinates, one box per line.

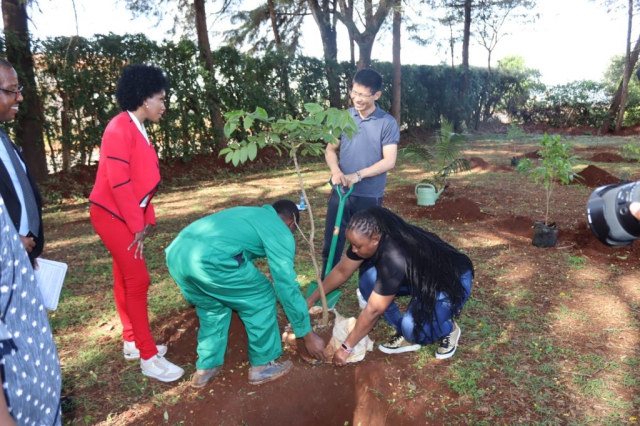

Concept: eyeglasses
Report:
left=0, top=86, right=23, bottom=101
left=349, top=89, right=375, bottom=99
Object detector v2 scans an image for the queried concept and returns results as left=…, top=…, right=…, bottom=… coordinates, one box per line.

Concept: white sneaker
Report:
left=123, top=341, right=168, bottom=360
left=140, top=355, right=184, bottom=382
left=356, top=289, right=367, bottom=310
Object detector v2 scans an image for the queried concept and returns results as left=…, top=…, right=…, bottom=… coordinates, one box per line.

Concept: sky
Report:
left=11, top=0, right=633, bottom=86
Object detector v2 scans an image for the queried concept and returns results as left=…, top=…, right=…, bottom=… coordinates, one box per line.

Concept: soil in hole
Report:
left=123, top=308, right=464, bottom=426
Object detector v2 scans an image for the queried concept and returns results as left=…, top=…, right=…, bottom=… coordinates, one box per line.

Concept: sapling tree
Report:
left=403, top=118, right=470, bottom=192
left=221, top=104, right=357, bottom=326
left=517, top=133, right=580, bottom=226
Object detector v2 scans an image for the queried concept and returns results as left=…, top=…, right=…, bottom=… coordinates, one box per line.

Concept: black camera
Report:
left=587, top=181, right=640, bottom=246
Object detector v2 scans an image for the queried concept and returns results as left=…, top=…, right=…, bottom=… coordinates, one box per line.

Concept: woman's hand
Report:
left=128, top=224, right=153, bottom=259
left=333, top=347, right=349, bottom=367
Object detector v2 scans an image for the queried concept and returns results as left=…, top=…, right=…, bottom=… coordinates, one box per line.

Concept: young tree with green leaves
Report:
left=221, top=104, right=357, bottom=325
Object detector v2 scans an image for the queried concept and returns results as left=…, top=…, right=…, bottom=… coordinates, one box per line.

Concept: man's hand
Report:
left=127, top=224, right=154, bottom=259
left=330, top=171, right=349, bottom=187
left=333, top=347, right=349, bottom=367
left=20, top=235, right=35, bottom=253
left=344, top=173, right=360, bottom=187
left=631, top=202, right=640, bottom=221
left=302, top=332, right=328, bottom=362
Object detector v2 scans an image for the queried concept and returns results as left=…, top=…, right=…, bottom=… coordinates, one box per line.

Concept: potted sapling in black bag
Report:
left=517, top=133, right=580, bottom=247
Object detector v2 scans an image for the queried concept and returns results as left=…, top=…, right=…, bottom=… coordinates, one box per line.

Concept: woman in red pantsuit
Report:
left=89, top=65, right=184, bottom=382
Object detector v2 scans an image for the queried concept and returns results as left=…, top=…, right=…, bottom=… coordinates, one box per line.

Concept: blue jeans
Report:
left=359, top=267, right=473, bottom=345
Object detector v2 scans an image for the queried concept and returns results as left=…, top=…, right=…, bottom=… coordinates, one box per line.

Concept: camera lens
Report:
left=587, top=182, right=640, bottom=246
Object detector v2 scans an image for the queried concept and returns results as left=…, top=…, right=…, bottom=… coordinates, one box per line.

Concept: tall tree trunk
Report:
left=355, top=36, right=375, bottom=70
left=601, top=30, right=640, bottom=134
left=266, top=0, right=282, bottom=45
left=60, top=90, right=72, bottom=173
left=308, top=0, right=341, bottom=107
left=2, top=0, right=48, bottom=181
left=267, top=0, right=295, bottom=114
left=462, top=0, right=472, bottom=95
left=337, top=0, right=392, bottom=71
left=615, top=0, right=633, bottom=133
left=391, top=0, right=401, bottom=123
left=194, top=0, right=227, bottom=145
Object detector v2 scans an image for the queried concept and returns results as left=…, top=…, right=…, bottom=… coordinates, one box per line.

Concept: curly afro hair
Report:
left=116, top=64, right=168, bottom=112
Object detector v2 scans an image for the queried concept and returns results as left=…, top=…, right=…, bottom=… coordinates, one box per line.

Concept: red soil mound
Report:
left=575, top=165, right=620, bottom=188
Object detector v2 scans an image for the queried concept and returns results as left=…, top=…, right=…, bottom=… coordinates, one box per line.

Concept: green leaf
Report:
left=254, top=107, right=269, bottom=120
left=271, top=134, right=281, bottom=143
left=224, top=121, right=235, bottom=139
left=232, top=149, right=241, bottom=167
left=244, top=116, right=255, bottom=130
left=163, top=411, right=169, bottom=421
left=218, top=147, right=231, bottom=156
left=304, top=103, right=324, bottom=114
left=313, top=111, right=326, bottom=125
left=248, top=142, right=258, bottom=160
left=224, top=150, right=234, bottom=163
left=239, top=146, right=248, bottom=163
left=323, top=132, right=337, bottom=143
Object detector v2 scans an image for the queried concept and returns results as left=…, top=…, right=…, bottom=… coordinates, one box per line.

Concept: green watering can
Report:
left=305, top=184, right=354, bottom=309
left=415, top=183, right=444, bottom=206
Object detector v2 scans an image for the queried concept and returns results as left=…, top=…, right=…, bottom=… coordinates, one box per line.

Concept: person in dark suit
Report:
left=0, top=57, right=44, bottom=268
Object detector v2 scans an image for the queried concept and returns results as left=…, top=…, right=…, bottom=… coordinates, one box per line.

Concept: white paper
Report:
left=35, top=258, right=68, bottom=311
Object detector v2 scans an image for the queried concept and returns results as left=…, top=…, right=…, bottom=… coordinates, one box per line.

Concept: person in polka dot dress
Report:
left=0, top=197, right=62, bottom=426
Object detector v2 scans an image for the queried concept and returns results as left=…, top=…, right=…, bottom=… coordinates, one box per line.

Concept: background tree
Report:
left=306, top=0, right=342, bottom=107
left=335, top=0, right=394, bottom=70
left=2, top=0, right=48, bottom=181
left=125, top=0, right=227, bottom=145
left=603, top=54, right=640, bottom=124
left=472, top=0, right=536, bottom=128
left=593, top=0, right=640, bottom=133
left=391, top=0, right=402, bottom=122
left=615, top=0, right=634, bottom=132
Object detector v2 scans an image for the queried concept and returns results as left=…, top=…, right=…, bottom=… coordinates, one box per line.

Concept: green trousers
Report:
left=167, top=247, right=282, bottom=370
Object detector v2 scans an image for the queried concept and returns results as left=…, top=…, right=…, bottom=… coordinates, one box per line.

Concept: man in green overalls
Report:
left=165, top=200, right=327, bottom=388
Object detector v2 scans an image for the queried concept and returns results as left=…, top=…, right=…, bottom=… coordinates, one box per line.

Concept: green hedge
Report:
left=3, top=33, right=535, bottom=169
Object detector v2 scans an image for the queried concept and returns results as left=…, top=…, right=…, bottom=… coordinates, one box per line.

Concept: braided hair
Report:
left=347, top=206, right=473, bottom=342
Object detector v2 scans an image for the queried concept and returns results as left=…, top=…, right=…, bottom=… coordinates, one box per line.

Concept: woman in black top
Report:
left=307, top=206, right=473, bottom=366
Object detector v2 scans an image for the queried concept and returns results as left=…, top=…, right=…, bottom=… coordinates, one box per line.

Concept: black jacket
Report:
left=0, top=139, right=44, bottom=265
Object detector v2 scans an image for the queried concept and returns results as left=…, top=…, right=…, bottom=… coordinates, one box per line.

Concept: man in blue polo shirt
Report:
left=322, top=68, right=400, bottom=278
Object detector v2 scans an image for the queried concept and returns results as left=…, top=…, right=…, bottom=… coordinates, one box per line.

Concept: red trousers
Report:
left=90, top=204, right=158, bottom=360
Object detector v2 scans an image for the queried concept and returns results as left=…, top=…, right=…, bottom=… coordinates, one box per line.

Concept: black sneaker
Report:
left=378, top=333, right=421, bottom=354
left=435, top=322, right=461, bottom=360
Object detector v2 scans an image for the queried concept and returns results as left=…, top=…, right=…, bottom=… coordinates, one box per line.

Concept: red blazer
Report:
left=89, top=112, right=161, bottom=234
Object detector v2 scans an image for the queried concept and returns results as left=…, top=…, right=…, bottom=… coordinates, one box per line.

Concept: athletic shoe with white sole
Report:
left=123, top=341, right=168, bottom=360
left=435, top=322, right=461, bottom=360
left=378, top=333, right=421, bottom=354
left=248, top=361, right=293, bottom=385
left=190, top=367, right=221, bottom=388
left=140, top=355, right=184, bottom=382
